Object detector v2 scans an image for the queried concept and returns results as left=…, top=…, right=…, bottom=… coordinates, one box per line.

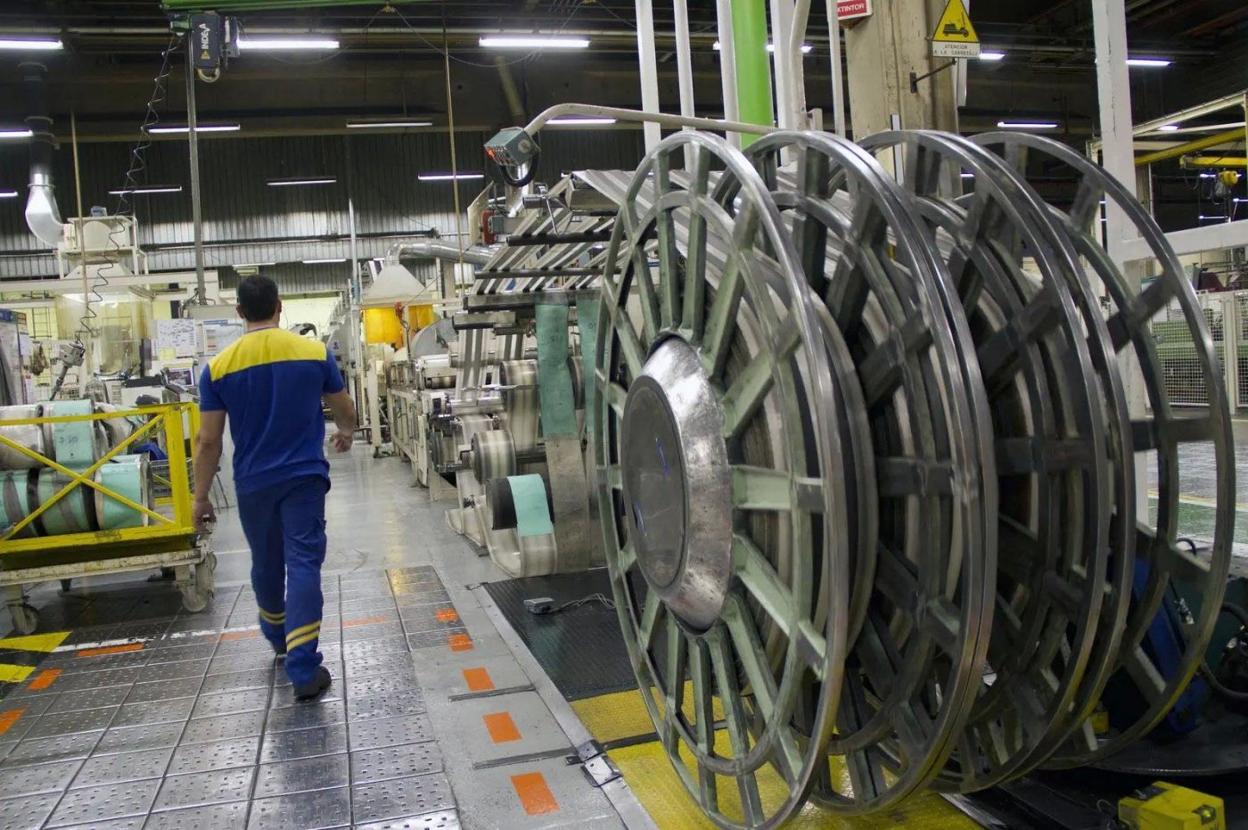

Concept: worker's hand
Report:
left=332, top=429, right=354, bottom=453
left=193, top=498, right=216, bottom=532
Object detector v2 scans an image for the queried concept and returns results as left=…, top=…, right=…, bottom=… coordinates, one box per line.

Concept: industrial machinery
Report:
left=580, top=128, right=1233, bottom=827
left=0, top=400, right=214, bottom=632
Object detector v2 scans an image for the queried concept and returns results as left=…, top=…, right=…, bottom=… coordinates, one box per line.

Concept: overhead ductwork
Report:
left=23, top=62, right=65, bottom=246
left=385, top=240, right=495, bottom=266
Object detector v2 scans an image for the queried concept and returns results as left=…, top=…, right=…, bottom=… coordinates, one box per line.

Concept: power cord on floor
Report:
left=524, top=592, right=615, bottom=616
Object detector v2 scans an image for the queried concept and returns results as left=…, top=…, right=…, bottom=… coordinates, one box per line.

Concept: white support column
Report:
left=716, top=0, right=742, bottom=148
left=634, top=0, right=662, bottom=151
left=770, top=0, right=795, bottom=130
left=673, top=0, right=697, bottom=167
left=824, top=0, right=846, bottom=136
left=1092, top=0, right=1137, bottom=267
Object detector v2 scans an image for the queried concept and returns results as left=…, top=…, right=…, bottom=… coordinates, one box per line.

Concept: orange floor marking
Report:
left=78, top=643, right=144, bottom=658
left=511, top=772, right=559, bottom=815
left=484, top=711, right=521, bottom=743
left=447, top=633, right=473, bottom=652
left=221, top=629, right=259, bottom=642
left=27, top=668, right=61, bottom=691
left=0, top=708, right=24, bottom=737
left=343, top=615, right=390, bottom=628
left=462, top=667, right=494, bottom=692
left=435, top=607, right=460, bottom=623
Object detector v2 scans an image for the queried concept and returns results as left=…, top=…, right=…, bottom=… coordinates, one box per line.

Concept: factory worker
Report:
left=191, top=275, right=357, bottom=702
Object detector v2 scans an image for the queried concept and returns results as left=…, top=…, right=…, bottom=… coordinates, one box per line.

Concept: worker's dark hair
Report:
left=236, top=275, right=280, bottom=322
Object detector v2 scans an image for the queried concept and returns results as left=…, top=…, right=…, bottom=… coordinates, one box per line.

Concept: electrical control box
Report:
left=1119, top=782, right=1225, bottom=830
left=485, top=128, right=539, bottom=169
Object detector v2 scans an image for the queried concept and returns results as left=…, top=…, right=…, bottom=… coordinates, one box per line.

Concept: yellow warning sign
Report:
left=931, top=0, right=981, bottom=58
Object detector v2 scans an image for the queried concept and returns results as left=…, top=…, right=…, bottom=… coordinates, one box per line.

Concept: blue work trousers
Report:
left=237, top=474, right=329, bottom=686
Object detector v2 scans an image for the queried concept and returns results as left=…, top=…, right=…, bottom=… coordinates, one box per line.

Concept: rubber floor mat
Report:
left=481, top=568, right=635, bottom=701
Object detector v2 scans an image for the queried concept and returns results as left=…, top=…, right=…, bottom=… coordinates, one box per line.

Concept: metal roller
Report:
left=470, top=428, right=516, bottom=483
left=591, top=129, right=1233, bottom=828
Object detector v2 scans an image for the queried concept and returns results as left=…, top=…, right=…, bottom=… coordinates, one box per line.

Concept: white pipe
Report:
left=523, top=103, right=776, bottom=138
left=786, top=0, right=812, bottom=130
left=823, top=0, right=846, bottom=136
left=715, top=0, right=742, bottom=149
left=770, top=0, right=795, bottom=131
left=634, top=0, right=662, bottom=151
left=673, top=0, right=697, bottom=169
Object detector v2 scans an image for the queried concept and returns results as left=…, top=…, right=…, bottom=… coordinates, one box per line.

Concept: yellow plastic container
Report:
left=363, top=305, right=437, bottom=349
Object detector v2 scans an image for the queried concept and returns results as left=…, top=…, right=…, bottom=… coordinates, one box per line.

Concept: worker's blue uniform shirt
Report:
left=198, top=327, right=343, bottom=687
left=198, top=328, right=344, bottom=495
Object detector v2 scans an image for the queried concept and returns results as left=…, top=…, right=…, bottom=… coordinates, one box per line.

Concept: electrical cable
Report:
left=1199, top=601, right=1248, bottom=702
left=550, top=592, right=616, bottom=613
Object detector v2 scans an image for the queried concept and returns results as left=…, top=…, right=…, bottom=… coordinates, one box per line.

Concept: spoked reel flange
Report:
left=746, top=130, right=997, bottom=814
left=974, top=132, right=1236, bottom=768
left=593, top=130, right=850, bottom=829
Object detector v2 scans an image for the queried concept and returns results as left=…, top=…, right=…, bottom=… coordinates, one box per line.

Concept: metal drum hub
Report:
left=621, top=337, right=732, bottom=631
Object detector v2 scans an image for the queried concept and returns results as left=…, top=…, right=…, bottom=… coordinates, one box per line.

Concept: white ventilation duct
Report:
left=22, top=62, right=65, bottom=246
left=386, top=240, right=495, bottom=266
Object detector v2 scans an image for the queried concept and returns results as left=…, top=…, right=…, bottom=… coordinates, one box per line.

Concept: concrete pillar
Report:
left=843, top=0, right=960, bottom=137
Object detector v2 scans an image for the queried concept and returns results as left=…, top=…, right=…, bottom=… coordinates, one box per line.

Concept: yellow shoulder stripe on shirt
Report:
left=209, top=329, right=328, bottom=381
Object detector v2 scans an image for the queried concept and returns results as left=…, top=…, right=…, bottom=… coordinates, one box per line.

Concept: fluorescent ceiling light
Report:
left=235, top=262, right=276, bottom=268
left=146, top=123, right=240, bottom=134
left=997, top=121, right=1060, bottom=130
left=1127, top=57, right=1171, bottom=67
left=0, top=129, right=33, bottom=140
left=0, top=190, right=18, bottom=198
left=237, top=36, right=338, bottom=51
left=1157, top=124, right=1180, bottom=132
left=960, top=172, right=975, bottom=179
left=978, top=51, right=1006, bottom=61
left=303, top=258, right=346, bottom=264
left=479, top=35, right=589, bottom=49
left=108, top=185, right=183, bottom=195
left=0, top=37, right=63, bottom=51
left=547, top=117, right=617, bottom=126
left=712, top=41, right=813, bottom=54
left=346, top=120, right=433, bottom=129
left=1198, top=215, right=1227, bottom=221
left=1199, top=173, right=1217, bottom=179
left=418, top=173, right=485, bottom=182
left=267, top=176, right=336, bottom=187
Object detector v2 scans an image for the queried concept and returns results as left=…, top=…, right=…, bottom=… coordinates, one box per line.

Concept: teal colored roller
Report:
left=508, top=474, right=554, bottom=538
left=575, top=296, right=599, bottom=418
left=535, top=303, right=577, bottom=438
left=47, top=399, right=100, bottom=470
left=0, top=469, right=94, bottom=538
left=95, top=454, right=150, bottom=531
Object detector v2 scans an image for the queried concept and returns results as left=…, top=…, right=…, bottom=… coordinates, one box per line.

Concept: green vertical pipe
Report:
left=732, top=0, right=775, bottom=146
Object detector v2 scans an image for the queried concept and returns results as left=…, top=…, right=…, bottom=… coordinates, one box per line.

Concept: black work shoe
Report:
left=293, top=666, right=332, bottom=702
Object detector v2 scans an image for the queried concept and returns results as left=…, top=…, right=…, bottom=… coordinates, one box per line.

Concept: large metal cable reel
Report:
left=742, top=130, right=996, bottom=813
left=851, top=130, right=1127, bottom=792
left=972, top=132, right=1235, bottom=768
left=592, top=130, right=850, bottom=829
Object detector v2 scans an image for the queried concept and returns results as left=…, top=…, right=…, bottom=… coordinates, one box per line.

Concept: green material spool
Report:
left=95, top=455, right=150, bottom=531
left=0, top=469, right=94, bottom=538
left=47, top=399, right=100, bottom=470
left=508, top=474, right=554, bottom=538
left=535, top=303, right=577, bottom=438
left=575, top=296, right=600, bottom=419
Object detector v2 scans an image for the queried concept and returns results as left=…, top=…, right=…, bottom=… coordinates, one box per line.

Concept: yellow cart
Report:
left=0, top=401, right=215, bottom=634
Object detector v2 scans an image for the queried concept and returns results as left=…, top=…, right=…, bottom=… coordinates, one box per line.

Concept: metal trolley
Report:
left=0, top=401, right=215, bottom=634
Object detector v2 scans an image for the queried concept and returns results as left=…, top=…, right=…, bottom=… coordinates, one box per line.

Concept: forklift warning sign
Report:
left=931, top=0, right=980, bottom=59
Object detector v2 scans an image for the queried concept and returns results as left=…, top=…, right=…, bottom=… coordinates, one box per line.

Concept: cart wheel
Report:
left=180, top=586, right=211, bottom=614
left=60, top=579, right=72, bottom=593
left=10, top=603, right=38, bottom=635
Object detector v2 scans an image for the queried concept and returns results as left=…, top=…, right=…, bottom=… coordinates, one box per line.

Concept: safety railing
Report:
left=0, top=402, right=198, bottom=555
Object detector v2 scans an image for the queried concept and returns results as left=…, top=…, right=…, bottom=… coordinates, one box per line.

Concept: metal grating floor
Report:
left=0, top=567, right=462, bottom=830
left=481, top=569, right=635, bottom=702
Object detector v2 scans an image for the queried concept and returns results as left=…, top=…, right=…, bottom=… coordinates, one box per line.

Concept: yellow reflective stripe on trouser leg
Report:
left=286, top=621, right=320, bottom=644
left=259, top=608, right=286, bottom=624
left=286, top=630, right=320, bottom=651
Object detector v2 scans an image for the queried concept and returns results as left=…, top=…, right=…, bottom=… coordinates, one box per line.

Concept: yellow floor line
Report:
left=0, top=664, right=35, bottom=684
left=0, top=631, right=70, bottom=653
